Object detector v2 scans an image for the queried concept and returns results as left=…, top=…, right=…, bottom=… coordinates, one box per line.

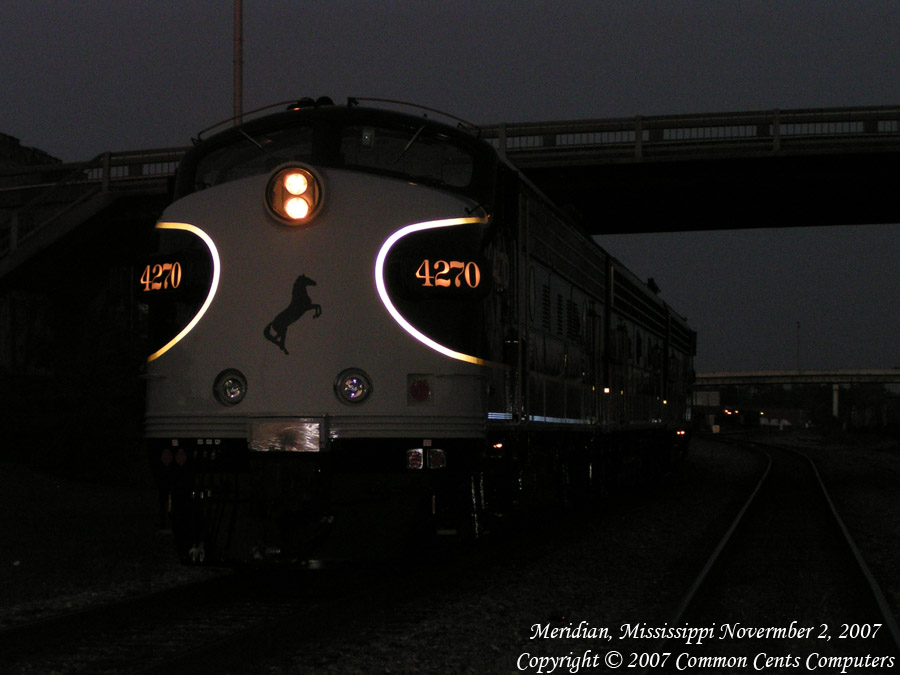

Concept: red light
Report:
left=428, top=449, right=447, bottom=469
left=409, top=377, right=431, bottom=402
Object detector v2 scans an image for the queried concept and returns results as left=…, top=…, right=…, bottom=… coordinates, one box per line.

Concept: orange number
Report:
left=140, top=265, right=152, bottom=292
left=415, top=259, right=433, bottom=286
left=170, top=261, right=182, bottom=289
left=415, top=259, right=481, bottom=290
left=141, top=261, right=182, bottom=292
left=464, top=262, right=481, bottom=288
left=449, top=261, right=465, bottom=287
left=151, top=264, right=163, bottom=290
left=433, top=260, right=451, bottom=287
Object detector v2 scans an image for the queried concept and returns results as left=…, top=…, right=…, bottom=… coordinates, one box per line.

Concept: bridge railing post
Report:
left=101, top=153, right=111, bottom=192
left=498, top=124, right=507, bottom=159
left=772, top=109, right=781, bottom=152
left=634, top=116, right=643, bottom=159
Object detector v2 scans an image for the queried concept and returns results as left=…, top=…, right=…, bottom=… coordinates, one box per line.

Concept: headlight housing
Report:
left=213, top=368, right=248, bottom=406
left=334, top=368, right=373, bottom=405
left=266, top=165, right=323, bottom=225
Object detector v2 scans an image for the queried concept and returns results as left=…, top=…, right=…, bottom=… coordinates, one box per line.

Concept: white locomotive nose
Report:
left=145, top=99, right=695, bottom=566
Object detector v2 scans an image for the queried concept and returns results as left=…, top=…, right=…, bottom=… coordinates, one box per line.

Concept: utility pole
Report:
left=233, top=0, right=243, bottom=124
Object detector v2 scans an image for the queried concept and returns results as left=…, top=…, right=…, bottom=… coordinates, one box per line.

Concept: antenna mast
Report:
left=233, top=0, right=243, bottom=124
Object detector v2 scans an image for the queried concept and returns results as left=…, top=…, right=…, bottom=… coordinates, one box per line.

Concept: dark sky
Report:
left=2, top=1, right=899, bottom=372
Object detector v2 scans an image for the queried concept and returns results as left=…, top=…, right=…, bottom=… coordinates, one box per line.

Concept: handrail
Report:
left=480, top=105, right=900, bottom=159
left=1, top=148, right=187, bottom=259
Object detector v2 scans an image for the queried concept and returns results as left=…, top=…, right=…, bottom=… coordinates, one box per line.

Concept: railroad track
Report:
left=642, top=435, right=900, bottom=673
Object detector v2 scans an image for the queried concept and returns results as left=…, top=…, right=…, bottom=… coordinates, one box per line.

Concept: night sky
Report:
left=3, top=1, right=898, bottom=372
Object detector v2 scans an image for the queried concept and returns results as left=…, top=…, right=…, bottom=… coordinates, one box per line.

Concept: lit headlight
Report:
left=266, top=165, right=322, bottom=225
left=334, top=368, right=373, bottom=405
left=213, top=368, right=248, bottom=406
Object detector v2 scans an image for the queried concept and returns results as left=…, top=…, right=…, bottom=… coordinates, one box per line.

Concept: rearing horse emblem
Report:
left=263, top=273, right=322, bottom=355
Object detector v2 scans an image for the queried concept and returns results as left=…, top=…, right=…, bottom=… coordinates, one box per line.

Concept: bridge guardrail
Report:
left=480, top=106, right=900, bottom=161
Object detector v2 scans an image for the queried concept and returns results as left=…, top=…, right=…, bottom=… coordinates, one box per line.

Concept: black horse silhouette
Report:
left=263, top=273, right=322, bottom=355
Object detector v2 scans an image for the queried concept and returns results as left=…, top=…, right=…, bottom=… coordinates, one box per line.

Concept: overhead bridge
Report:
left=695, top=370, right=900, bottom=386
left=480, top=105, right=900, bottom=232
left=694, top=369, right=900, bottom=419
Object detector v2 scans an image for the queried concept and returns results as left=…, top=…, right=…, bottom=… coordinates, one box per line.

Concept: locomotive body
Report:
left=142, top=99, right=695, bottom=565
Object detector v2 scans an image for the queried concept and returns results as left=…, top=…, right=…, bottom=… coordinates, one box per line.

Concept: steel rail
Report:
left=638, top=436, right=771, bottom=675
left=775, top=441, right=900, bottom=653
left=641, top=435, right=900, bottom=673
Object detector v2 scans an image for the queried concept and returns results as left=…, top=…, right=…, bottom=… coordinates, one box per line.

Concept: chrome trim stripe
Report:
left=147, top=222, right=221, bottom=363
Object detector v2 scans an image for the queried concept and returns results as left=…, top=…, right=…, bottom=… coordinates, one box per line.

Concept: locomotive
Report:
left=141, top=97, right=695, bottom=565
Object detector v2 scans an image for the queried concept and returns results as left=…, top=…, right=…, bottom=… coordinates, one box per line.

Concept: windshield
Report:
left=193, top=125, right=314, bottom=192
left=339, top=125, right=473, bottom=188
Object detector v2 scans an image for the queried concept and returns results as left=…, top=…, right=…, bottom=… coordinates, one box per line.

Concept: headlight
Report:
left=213, top=368, right=248, bottom=406
left=334, top=368, right=373, bottom=405
left=266, top=165, right=323, bottom=225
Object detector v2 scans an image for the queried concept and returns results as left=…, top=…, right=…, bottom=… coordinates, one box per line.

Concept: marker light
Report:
left=266, top=165, right=322, bottom=225
left=213, top=369, right=247, bottom=406
left=408, top=375, right=432, bottom=404
left=407, top=449, right=424, bottom=470
left=334, top=368, right=373, bottom=405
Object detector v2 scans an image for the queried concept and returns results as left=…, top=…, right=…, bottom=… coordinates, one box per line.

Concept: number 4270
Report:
left=415, top=259, right=481, bottom=289
left=140, top=262, right=182, bottom=292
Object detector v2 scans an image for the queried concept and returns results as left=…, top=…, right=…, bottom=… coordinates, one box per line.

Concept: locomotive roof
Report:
left=190, top=100, right=491, bottom=157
